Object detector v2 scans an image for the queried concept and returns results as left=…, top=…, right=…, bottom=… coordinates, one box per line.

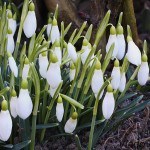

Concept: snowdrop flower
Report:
left=53, top=40, right=62, bottom=65
left=49, top=87, right=57, bottom=98
left=39, top=51, right=48, bottom=78
left=64, top=112, right=78, bottom=133
left=102, top=84, right=115, bottom=119
left=7, top=11, right=17, bottom=35
left=106, top=25, right=118, bottom=59
left=119, top=72, right=126, bottom=92
left=51, top=18, right=60, bottom=43
left=22, top=57, right=30, bottom=79
left=56, top=96, right=64, bottom=122
left=69, top=62, right=76, bottom=82
left=0, top=99, right=12, bottom=141
left=111, top=59, right=121, bottom=90
left=81, top=39, right=89, bottom=64
left=67, top=43, right=77, bottom=63
left=46, top=53, right=62, bottom=89
left=126, top=36, right=141, bottom=66
left=7, top=28, right=14, bottom=53
left=47, top=17, right=52, bottom=39
left=10, top=90, right=18, bottom=118
left=23, top=2, right=37, bottom=38
left=91, top=60, right=104, bottom=99
left=138, top=54, right=149, bottom=85
left=116, top=25, right=126, bottom=60
left=17, top=79, right=33, bottom=119
left=8, top=52, right=18, bottom=77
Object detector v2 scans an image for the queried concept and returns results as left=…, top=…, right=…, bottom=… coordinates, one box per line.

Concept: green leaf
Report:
left=117, top=12, right=123, bottom=26
left=60, top=94, right=84, bottom=109
left=36, top=123, right=59, bottom=129
left=69, top=29, right=77, bottom=43
left=85, top=24, right=93, bottom=41
left=64, top=23, right=72, bottom=36
left=12, top=140, right=31, bottom=150
left=0, top=87, right=10, bottom=96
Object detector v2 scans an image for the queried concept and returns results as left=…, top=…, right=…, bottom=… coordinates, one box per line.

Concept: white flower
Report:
left=0, top=110, right=12, bottom=141
left=17, top=89, right=33, bottom=119
left=7, top=33, right=14, bottom=54
left=126, top=37, right=141, bottom=66
left=10, top=96, right=18, bottom=118
left=119, top=72, right=126, bottom=92
left=49, top=87, right=57, bottom=98
left=8, top=56, right=18, bottom=77
left=39, top=53, right=48, bottom=78
left=23, top=3, right=37, bottom=38
left=111, top=66, right=121, bottom=90
left=22, top=64, right=30, bottom=79
left=47, top=23, right=52, bottom=38
left=70, top=68, right=76, bottom=82
left=67, top=43, right=77, bottom=63
left=46, top=62, right=61, bottom=89
left=56, top=103, right=64, bottom=122
left=116, top=34, right=126, bottom=60
left=64, top=118, right=77, bottom=133
left=51, top=18, right=60, bottom=43
left=138, top=62, right=149, bottom=85
left=91, top=69, right=104, bottom=99
left=102, top=92, right=115, bottom=119
left=54, top=46, right=62, bottom=65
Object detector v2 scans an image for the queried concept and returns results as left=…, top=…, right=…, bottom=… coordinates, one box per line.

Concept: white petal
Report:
left=64, top=118, right=77, bottom=133
left=7, top=34, right=14, bottom=53
left=10, top=96, right=18, bottom=118
left=102, top=92, right=115, bottom=119
left=67, top=43, right=77, bottom=63
left=39, top=55, right=49, bottom=78
left=49, top=87, right=58, bottom=98
left=8, top=57, right=18, bottom=77
left=47, top=23, right=52, bottom=37
left=111, top=67, right=120, bottom=90
left=23, top=11, right=37, bottom=38
left=116, top=34, right=126, bottom=60
left=69, top=69, right=76, bottom=81
left=22, top=64, right=30, bottom=80
left=46, top=63, right=62, bottom=88
left=54, top=47, right=62, bottom=65
left=81, top=46, right=90, bottom=64
left=138, top=62, right=149, bottom=85
left=106, top=35, right=118, bottom=59
left=119, top=72, right=126, bottom=92
left=51, top=25, right=60, bottom=43
left=17, top=89, right=33, bottom=119
left=0, top=110, right=12, bottom=141
left=126, top=41, right=141, bottom=66
left=56, top=103, right=64, bottom=122
left=91, top=69, right=104, bottom=94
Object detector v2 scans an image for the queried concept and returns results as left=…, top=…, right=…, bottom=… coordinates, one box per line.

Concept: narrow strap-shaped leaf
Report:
left=36, top=123, right=59, bottom=129
left=85, top=24, right=93, bottom=41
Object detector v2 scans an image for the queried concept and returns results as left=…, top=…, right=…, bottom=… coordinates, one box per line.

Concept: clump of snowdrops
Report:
left=0, top=0, right=149, bottom=150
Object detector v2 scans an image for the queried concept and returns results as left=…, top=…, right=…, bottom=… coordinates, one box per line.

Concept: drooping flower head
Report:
left=119, top=72, right=126, bottom=92
left=69, top=62, right=76, bottom=82
left=64, top=112, right=78, bottom=133
left=47, top=17, right=52, bottom=39
left=67, top=43, right=77, bottom=63
left=0, top=99, right=12, bottom=141
left=22, top=57, right=30, bottom=80
left=7, top=28, right=14, bottom=54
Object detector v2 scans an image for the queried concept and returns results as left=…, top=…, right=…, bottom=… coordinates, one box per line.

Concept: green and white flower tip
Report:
left=67, top=43, right=77, bottom=63
left=106, top=25, right=118, bottom=59
left=7, top=52, right=18, bottom=77
left=102, top=84, right=115, bottom=119
left=0, top=99, right=12, bottom=141
left=46, top=53, right=62, bottom=89
left=111, top=59, right=121, bottom=90
left=126, top=36, right=141, bottom=66
left=69, top=62, right=76, bottom=82
left=10, top=89, right=18, bottom=118
left=138, top=54, right=149, bottom=86
left=56, top=96, right=64, bottom=122
left=22, top=57, right=30, bottom=80
left=91, top=60, right=104, bottom=99
left=49, top=86, right=57, bottom=98
left=64, top=112, right=78, bottom=133
left=39, top=51, right=48, bottom=78
left=54, top=40, right=62, bottom=65
left=116, top=25, right=126, bottom=60
left=7, top=28, right=14, bottom=54
left=23, top=2, right=37, bottom=38
left=51, top=18, right=60, bottom=44
left=17, top=79, right=33, bottom=119
left=119, top=72, right=126, bottom=92
left=47, top=17, right=52, bottom=38
left=7, top=11, right=17, bottom=35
